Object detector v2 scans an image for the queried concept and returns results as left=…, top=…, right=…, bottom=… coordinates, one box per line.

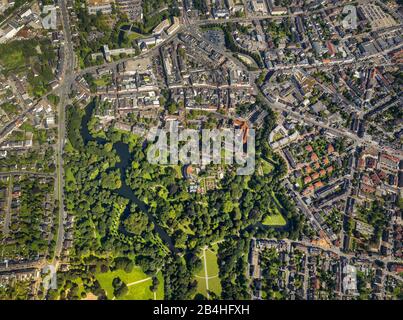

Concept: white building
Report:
left=251, top=0, right=266, bottom=13
left=87, top=0, right=114, bottom=15
left=0, top=24, right=22, bottom=43
left=152, top=19, right=170, bottom=35
left=166, top=16, right=180, bottom=35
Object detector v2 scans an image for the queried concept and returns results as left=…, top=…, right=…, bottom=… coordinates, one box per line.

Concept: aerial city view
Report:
left=0, top=0, right=402, bottom=305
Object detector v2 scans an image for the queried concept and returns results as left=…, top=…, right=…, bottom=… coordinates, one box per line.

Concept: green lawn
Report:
left=127, top=32, right=143, bottom=41
left=195, top=244, right=222, bottom=298
left=196, top=276, right=207, bottom=297
left=205, top=247, right=219, bottom=276
left=206, top=275, right=221, bottom=297
left=95, top=266, right=163, bottom=300
left=261, top=159, right=274, bottom=175
left=123, top=272, right=164, bottom=300
left=0, top=50, right=24, bottom=71
left=65, top=167, right=76, bottom=185
left=262, top=193, right=287, bottom=226
left=296, top=176, right=303, bottom=189
left=237, top=53, right=257, bottom=67
left=73, top=278, right=85, bottom=297
left=272, top=132, right=284, bottom=142
left=262, top=212, right=286, bottom=226
left=93, top=75, right=112, bottom=87
left=271, top=290, right=284, bottom=299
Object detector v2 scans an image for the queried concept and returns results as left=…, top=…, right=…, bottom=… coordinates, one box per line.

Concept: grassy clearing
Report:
left=207, top=276, right=222, bottom=296
left=261, top=159, right=274, bottom=175
left=262, top=212, right=286, bottom=226
left=205, top=248, right=219, bottom=276
left=262, top=192, right=286, bottom=226
left=196, top=276, right=207, bottom=296
left=237, top=53, right=257, bottom=67
left=271, top=291, right=284, bottom=299
left=263, top=155, right=278, bottom=166
left=195, top=243, right=222, bottom=298
left=296, top=176, right=303, bottom=189
left=0, top=50, right=24, bottom=71
left=65, top=167, right=76, bottom=185
left=127, top=32, right=143, bottom=40
left=123, top=272, right=164, bottom=300
left=95, top=266, right=163, bottom=300
left=93, top=75, right=112, bottom=87
left=273, top=132, right=284, bottom=142
left=73, top=278, right=85, bottom=297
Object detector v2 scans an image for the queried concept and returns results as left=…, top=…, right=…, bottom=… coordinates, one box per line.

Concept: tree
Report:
left=123, top=205, right=149, bottom=236
left=150, top=276, right=160, bottom=292
left=112, top=277, right=128, bottom=298
left=113, top=257, right=134, bottom=273
left=167, top=103, right=178, bottom=114
left=223, top=200, right=234, bottom=214
left=100, top=169, right=122, bottom=190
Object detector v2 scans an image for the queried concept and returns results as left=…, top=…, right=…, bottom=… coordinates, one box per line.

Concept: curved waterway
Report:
left=80, top=101, right=177, bottom=253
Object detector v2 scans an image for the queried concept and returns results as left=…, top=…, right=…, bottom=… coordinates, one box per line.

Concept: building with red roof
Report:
left=370, top=173, right=381, bottom=185
left=304, top=176, right=312, bottom=184
left=313, top=181, right=324, bottom=189
left=303, top=185, right=314, bottom=195
left=311, top=172, right=320, bottom=180
left=361, top=183, right=376, bottom=194
left=326, top=41, right=336, bottom=57
left=366, top=157, right=377, bottom=170
left=305, top=145, right=313, bottom=152
left=379, top=153, right=400, bottom=173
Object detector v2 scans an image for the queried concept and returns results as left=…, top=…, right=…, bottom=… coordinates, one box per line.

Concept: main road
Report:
left=52, top=0, right=74, bottom=266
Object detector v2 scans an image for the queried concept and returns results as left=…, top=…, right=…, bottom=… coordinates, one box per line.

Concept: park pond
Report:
left=80, top=101, right=176, bottom=253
